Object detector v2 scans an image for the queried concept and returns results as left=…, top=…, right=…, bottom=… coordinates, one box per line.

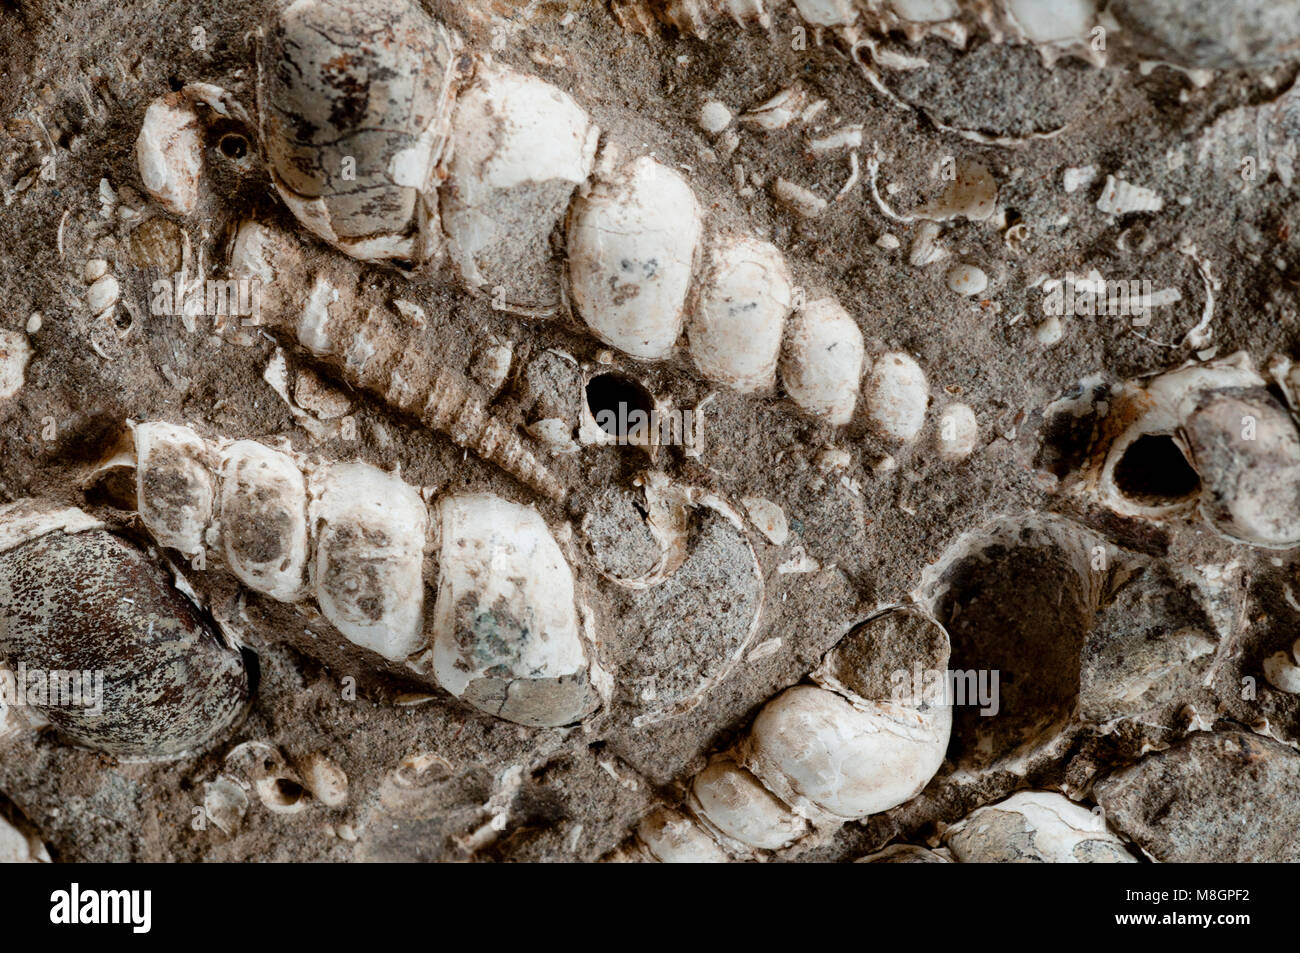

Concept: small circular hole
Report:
left=218, top=133, right=248, bottom=160
left=1112, top=433, right=1200, bottom=505
left=585, top=373, right=654, bottom=441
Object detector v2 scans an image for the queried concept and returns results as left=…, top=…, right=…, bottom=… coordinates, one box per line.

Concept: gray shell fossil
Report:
left=0, top=502, right=249, bottom=759
left=258, top=0, right=460, bottom=262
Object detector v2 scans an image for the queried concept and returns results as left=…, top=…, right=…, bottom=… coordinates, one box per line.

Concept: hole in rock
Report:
left=586, top=373, right=654, bottom=441
left=1113, top=433, right=1199, bottom=505
left=218, top=133, right=248, bottom=160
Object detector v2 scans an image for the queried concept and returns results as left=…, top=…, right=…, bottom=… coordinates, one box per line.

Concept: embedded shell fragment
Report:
left=258, top=0, right=460, bottom=262
left=778, top=298, right=865, bottom=425
left=439, top=62, right=599, bottom=312
left=943, top=791, right=1137, bottom=863
left=135, top=93, right=203, bottom=216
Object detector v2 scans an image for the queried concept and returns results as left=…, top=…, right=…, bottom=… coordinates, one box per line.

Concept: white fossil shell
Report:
left=440, top=62, right=599, bottom=312
left=636, top=807, right=729, bottom=863
left=430, top=493, right=597, bottom=727
left=778, top=298, right=864, bottom=425
left=936, top=403, right=978, bottom=461
left=0, top=814, right=49, bottom=863
left=258, top=0, right=459, bottom=263
left=0, top=329, right=32, bottom=401
left=943, top=791, right=1137, bottom=863
left=1183, top=386, right=1300, bottom=548
left=793, top=0, right=858, bottom=27
left=1003, top=0, right=1097, bottom=45
left=1096, top=175, right=1163, bottom=215
left=217, top=440, right=310, bottom=601
left=740, top=684, right=951, bottom=825
left=687, top=234, right=793, bottom=393
left=688, top=758, right=808, bottom=851
left=133, top=421, right=216, bottom=555
left=135, top=93, right=203, bottom=216
left=310, top=463, right=428, bottom=662
left=915, top=160, right=997, bottom=222
left=945, top=263, right=988, bottom=297
left=567, top=154, right=703, bottom=360
left=299, top=752, right=349, bottom=808
left=203, top=776, right=250, bottom=834
left=857, top=843, right=951, bottom=863
left=864, top=352, right=929, bottom=443
left=86, top=274, right=121, bottom=316
left=227, top=741, right=308, bottom=815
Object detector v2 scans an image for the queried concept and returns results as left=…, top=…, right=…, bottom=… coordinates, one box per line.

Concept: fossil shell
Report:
left=936, top=403, right=978, bottom=460
left=778, top=298, right=864, bottom=425
left=133, top=420, right=217, bottom=556
left=217, top=440, right=310, bottom=601
left=944, top=791, right=1137, bottom=863
left=687, top=234, right=794, bottom=393
left=310, top=462, right=428, bottom=662
left=440, top=61, right=599, bottom=313
left=635, top=807, right=729, bottom=863
left=135, top=92, right=203, bottom=216
left=567, top=153, right=703, bottom=360
left=863, top=351, right=929, bottom=442
left=258, top=0, right=459, bottom=262
left=0, top=500, right=249, bottom=759
left=687, top=757, right=808, bottom=852
left=226, top=741, right=307, bottom=814
left=0, top=329, right=32, bottom=401
left=740, top=683, right=951, bottom=825
left=430, top=493, right=597, bottom=727
left=1182, top=386, right=1300, bottom=548
left=299, top=752, right=349, bottom=808
left=857, top=843, right=951, bottom=863
left=1002, top=0, right=1097, bottom=46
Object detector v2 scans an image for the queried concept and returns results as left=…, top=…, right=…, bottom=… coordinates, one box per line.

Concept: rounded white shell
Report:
left=688, top=758, right=808, bottom=851
left=944, top=791, right=1137, bottom=863
left=134, top=421, right=215, bottom=555
left=310, top=462, right=428, bottom=662
left=440, top=63, right=599, bottom=312
left=936, top=402, right=978, bottom=461
left=793, top=0, right=858, bottom=27
left=430, top=493, right=596, bottom=727
left=741, top=684, right=951, bottom=824
left=218, top=440, right=309, bottom=601
left=567, top=155, right=703, bottom=360
left=778, top=298, right=865, bottom=426
left=864, top=352, right=929, bottom=442
left=135, top=94, right=202, bottom=216
left=636, top=807, right=729, bottom=863
left=1004, top=0, right=1096, bottom=44
left=687, top=235, right=793, bottom=393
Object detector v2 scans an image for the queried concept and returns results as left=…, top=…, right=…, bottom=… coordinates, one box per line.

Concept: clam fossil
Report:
left=0, top=500, right=250, bottom=759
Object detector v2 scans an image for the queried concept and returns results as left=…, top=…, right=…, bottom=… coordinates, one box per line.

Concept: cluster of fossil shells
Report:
left=133, top=0, right=938, bottom=461
left=123, top=420, right=604, bottom=728
left=621, top=607, right=953, bottom=861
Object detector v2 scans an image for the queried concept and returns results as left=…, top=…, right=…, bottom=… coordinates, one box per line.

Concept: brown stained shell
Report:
left=0, top=507, right=249, bottom=759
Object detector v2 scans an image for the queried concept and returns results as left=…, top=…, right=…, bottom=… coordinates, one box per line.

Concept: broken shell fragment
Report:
left=218, top=440, right=310, bottom=601
left=858, top=843, right=951, bottom=863
left=429, top=493, right=598, bottom=727
left=135, top=93, right=203, bottom=216
left=203, top=776, right=250, bottom=835
left=300, top=752, right=349, bottom=808
left=778, top=298, right=864, bottom=425
left=226, top=741, right=307, bottom=814
left=635, top=807, right=729, bottom=863
left=440, top=62, right=599, bottom=312
left=133, top=421, right=217, bottom=556
left=567, top=154, right=703, bottom=360
left=943, top=791, right=1137, bottom=863
left=0, top=500, right=249, bottom=759
left=863, top=352, right=929, bottom=443
left=687, top=234, right=793, bottom=393
left=310, top=463, right=428, bottom=662
left=258, top=0, right=459, bottom=262
left=0, top=329, right=32, bottom=401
